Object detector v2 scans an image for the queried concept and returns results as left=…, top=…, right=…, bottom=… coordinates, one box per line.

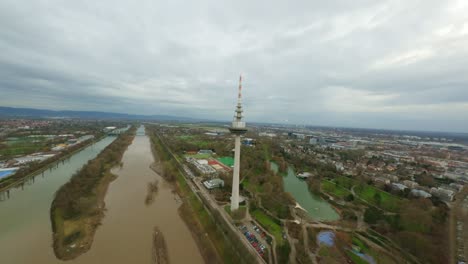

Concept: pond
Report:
left=270, top=162, right=340, bottom=221
left=317, top=231, right=335, bottom=246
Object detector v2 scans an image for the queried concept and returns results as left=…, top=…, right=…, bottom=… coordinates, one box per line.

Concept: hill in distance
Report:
left=0, top=106, right=199, bottom=122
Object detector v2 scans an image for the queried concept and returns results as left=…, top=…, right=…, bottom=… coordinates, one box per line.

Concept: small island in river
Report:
left=50, top=127, right=136, bottom=260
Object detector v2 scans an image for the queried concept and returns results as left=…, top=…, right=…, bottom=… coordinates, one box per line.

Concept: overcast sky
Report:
left=1, top=0, right=467, bottom=132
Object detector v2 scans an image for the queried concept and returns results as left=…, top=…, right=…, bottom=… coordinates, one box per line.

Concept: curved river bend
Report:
left=0, top=127, right=203, bottom=264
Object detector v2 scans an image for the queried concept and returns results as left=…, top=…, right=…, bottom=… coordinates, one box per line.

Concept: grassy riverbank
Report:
left=50, top=127, right=136, bottom=260
left=147, top=128, right=223, bottom=263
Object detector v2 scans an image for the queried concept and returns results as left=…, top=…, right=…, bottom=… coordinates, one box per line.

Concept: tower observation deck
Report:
left=229, top=76, right=248, bottom=135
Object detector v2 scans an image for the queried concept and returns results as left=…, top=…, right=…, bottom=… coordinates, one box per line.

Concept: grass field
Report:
left=327, top=176, right=402, bottom=212
left=1, top=137, right=48, bottom=157
left=251, top=209, right=284, bottom=245
left=321, top=180, right=351, bottom=198
left=177, top=134, right=212, bottom=148
left=355, top=185, right=401, bottom=212
left=217, top=157, right=234, bottom=167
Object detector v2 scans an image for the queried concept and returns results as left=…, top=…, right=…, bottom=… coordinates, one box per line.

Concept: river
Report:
left=270, top=162, right=339, bottom=222
left=0, top=127, right=204, bottom=263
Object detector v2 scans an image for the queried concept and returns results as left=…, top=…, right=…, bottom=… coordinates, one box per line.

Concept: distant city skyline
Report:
left=1, top=1, right=467, bottom=132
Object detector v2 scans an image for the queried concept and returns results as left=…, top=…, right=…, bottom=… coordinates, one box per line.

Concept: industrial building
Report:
left=203, top=178, right=224, bottom=190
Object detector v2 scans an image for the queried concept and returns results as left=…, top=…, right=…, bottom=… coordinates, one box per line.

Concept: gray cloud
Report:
left=0, top=0, right=467, bottom=132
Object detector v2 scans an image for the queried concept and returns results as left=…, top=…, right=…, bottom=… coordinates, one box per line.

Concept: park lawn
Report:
left=321, top=180, right=351, bottom=198
left=251, top=209, right=284, bottom=245
left=355, top=185, right=402, bottom=212
left=335, top=176, right=356, bottom=189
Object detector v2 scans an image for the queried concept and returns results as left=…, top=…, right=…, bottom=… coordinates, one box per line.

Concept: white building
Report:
left=410, top=189, right=432, bottom=198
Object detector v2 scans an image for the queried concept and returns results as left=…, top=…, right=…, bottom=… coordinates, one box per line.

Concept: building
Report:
left=228, top=75, right=248, bottom=211
left=103, top=126, right=117, bottom=132
left=403, top=180, right=419, bottom=188
left=410, top=189, right=432, bottom=198
left=431, top=187, right=454, bottom=202
left=242, top=138, right=255, bottom=146
left=391, top=183, right=407, bottom=191
left=198, top=149, right=214, bottom=155
left=203, top=178, right=224, bottom=190
left=297, top=172, right=312, bottom=179
left=52, top=144, right=67, bottom=151
left=449, top=183, right=464, bottom=192
left=309, top=138, right=318, bottom=145
left=259, top=132, right=276, bottom=138
left=373, top=177, right=390, bottom=185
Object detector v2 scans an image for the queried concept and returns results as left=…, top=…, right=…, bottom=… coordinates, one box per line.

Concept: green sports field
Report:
left=217, top=157, right=234, bottom=167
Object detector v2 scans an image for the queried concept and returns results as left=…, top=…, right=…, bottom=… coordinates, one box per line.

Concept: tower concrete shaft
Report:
left=229, top=75, right=247, bottom=211
left=231, top=135, right=241, bottom=211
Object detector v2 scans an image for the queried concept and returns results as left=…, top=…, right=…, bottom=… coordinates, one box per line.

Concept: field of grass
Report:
left=355, top=185, right=401, bottom=212
left=217, top=156, right=234, bottom=167
left=177, top=134, right=212, bottom=148
left=0, top=137, right=49, bottom=156
left=251, top=209, right=284, bottom=245
left=334, top=176, right=355, bottom=189
left=321, top=180, right=351, bottom=198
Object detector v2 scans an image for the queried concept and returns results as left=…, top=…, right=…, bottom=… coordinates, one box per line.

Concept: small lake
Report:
left=317, top=231, right=335, bottom=246
left=270, top=162, right=339, bottom=221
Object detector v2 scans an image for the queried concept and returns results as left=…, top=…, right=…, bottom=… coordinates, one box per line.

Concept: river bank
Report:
left=147, top=127, right=224, bottom=263
left=50, top=128, right=136, bottom=260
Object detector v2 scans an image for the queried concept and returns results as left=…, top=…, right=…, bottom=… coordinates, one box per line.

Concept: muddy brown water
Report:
left=0, top=127, right=204, bottom=264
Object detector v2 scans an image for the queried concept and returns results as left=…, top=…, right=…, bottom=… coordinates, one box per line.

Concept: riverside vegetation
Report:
left=50, top=126, right=136, bottom=260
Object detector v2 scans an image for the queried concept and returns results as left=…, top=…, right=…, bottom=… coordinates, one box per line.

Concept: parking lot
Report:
left=239, top=221, right=271, bottom=260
